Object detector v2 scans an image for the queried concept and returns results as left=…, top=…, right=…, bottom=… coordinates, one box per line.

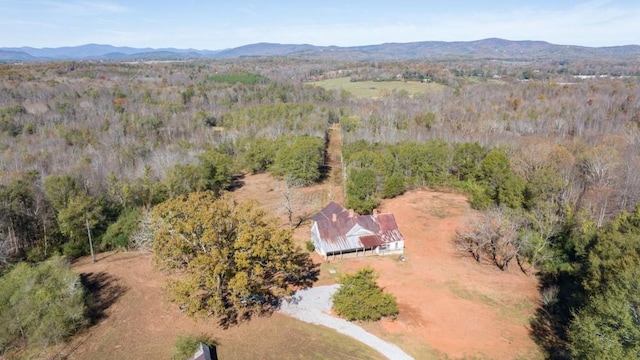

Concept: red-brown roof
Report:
left=312, top=202, right=404, bottom=253
left=359, top=234, right=383, bottom=247
left=312, top=200, right=351, bottom=222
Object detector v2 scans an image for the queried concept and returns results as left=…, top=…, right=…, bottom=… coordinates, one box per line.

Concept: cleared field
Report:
left=64, top=252, right=386, bottom=360
left=61, top=126, right=541, bottom=360
left=308, top=77, right=447, bottom=98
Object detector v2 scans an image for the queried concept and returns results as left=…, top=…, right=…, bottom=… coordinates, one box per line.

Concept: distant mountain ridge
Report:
left=1, top=38, right=639, bottom=62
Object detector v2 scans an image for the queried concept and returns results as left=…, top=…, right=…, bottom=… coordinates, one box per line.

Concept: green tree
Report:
left=480, top=149, right=525, bottom=208
left=458, top=181, right=493, bottom=210
left=580, top=205, right=640, bottom=294
left=568, top=268, right=640, bottom=360
left=272, top=136, right=325, bottom=186
left=164, top=164, right=201, bottom=198
left=239, top=138, right=276, bottom=174
left=128, top=166, right=168, bottom=206
left=524, top=166, right=566, bottom=209
left=393, top=141, right=449, bottom=187
left=345, top=168, right=379, bottom=214
left=452, top=142, right=485, bottom=181
left=332, top=267, right=398, bottom=321
left=57, top=194, right=105, bottom=258
left=381, top=172, right=406, bottom=199
left=0, top=256, right=88, bottom=354
left=539, top=205, right=640, bottom=358
left=0, top=171, right=52, bottom=260
left=196, top=150, right=234, bottom=194
left=101, top=207, right=142, bottom=250
left=44, top=174, right=80, bottom=212
left=152, top=191, right=317, bottom=326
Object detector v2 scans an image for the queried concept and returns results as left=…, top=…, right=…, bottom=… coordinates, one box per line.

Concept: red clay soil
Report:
left=233, top=171, right=541, bottom=359
left=63, top=120, right=540, bottom=359
left=342, top=190, right=541, bottom=359
left=64, top=177, right=541, bottom=360
left=224, top=125, right=542, bottom=359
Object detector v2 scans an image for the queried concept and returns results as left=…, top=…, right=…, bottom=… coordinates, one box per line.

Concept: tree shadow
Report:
left=290, top=251, right=321, bottom=288
left=80, top=271, right=128, bottom=325
left=227, top=173, right=246, bottom=191
left=529, top=273, right=581, bottom=360
left=216, top=251, right=320, bottom=329
left=318, top=163, right=332, bottom=183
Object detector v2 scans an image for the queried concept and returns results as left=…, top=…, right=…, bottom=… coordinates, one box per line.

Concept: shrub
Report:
left=305, top=240, right=315, bottom=252
left=0, top=257, right=89, bottom=354
left=172, top=334, right=216, bottom=360
left=457, top=180, right=492, bottom=210
left=332, top=267, right=398, bottom=321
left=101, top=207, right=142, bottom=250
left=62, top=240, right=89, bottom=258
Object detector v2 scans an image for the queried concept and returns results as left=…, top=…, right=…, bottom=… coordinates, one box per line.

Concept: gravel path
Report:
left=279, top=285, right=414, bottom=360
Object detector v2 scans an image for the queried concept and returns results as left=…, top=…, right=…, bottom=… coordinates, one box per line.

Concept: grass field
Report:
left=308, top=77, right=447, bottom=98
left=65, top=252, right=387, bottom=360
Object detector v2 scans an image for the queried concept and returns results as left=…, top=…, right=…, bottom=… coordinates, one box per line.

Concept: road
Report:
left=279, top=285, right=414, bottom=360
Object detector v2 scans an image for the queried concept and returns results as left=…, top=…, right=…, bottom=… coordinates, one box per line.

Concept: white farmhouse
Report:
left=310, top=201, right=405, bottom=260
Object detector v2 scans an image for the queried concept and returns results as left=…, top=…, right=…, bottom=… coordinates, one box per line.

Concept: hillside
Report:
left=62, top=174, right=540, bottom=359
left=2, top=38, right=640, bottom=62
left=57, top=126, right=540, bottom=359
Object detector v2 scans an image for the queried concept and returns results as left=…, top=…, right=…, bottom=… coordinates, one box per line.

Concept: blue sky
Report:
left=0, top=0, right=638, bottom=49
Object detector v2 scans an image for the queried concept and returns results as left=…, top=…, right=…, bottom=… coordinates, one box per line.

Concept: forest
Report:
left=1, top=56, right=640, bottom=358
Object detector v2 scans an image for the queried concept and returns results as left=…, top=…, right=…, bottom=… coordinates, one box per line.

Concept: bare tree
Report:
left=0, top=235, right=11, bottom=269
left=130, top=209, right=154, bottom=253
left=455, top=212, right=491, bottom=263
left=455, top=207, right=523, bottom=271
left=279, top=180, right=318, bottom=229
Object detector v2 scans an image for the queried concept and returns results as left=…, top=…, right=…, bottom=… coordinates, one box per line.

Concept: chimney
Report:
left=332, top=213, right=337, bottom=222
left=373, top=209, right=379, bottom=217
left=349, top=209, right=355, bottom=218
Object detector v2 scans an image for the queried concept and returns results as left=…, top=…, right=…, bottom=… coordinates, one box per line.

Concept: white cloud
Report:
left=46, top=0, right=128, bottom=15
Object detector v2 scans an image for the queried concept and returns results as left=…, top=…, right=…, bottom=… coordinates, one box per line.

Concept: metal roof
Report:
left=312, top=200, right=351, bottom=222
left=312, top=202, right=405, bottom=253
left=359, top=234, right=383, bottom=248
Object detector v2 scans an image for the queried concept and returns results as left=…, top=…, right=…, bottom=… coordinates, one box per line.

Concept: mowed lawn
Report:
left=308, top=77, right=446, bottom=98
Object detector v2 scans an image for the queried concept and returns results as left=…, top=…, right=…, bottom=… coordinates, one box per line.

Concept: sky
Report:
left=0, top=0, right=638, bottom=49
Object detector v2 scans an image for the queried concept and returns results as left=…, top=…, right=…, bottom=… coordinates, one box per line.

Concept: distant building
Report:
left=310, top=201, right=405, bottom=260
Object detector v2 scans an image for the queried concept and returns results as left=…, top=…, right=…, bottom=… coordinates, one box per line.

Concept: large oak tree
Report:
left=152, top=191, right=317, bottom=326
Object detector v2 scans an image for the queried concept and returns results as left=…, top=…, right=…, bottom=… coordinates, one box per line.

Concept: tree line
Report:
left=1, top=57, right=640, bottom=357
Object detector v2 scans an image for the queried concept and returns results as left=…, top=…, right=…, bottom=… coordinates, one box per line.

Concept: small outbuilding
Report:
left=310, top=201, right=405, bottom=260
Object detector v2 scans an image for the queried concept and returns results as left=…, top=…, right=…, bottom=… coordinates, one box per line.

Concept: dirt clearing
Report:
left=232, top=171, right=542, bottom=359
left=324, top=189, right=541, bottom=359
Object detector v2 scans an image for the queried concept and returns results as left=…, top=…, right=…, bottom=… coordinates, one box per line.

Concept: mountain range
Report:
left=2, top=38, right=640, bottom=62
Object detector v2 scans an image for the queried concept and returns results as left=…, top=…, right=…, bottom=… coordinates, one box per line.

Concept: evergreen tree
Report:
left=332, top=267, right=398, bottom=322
